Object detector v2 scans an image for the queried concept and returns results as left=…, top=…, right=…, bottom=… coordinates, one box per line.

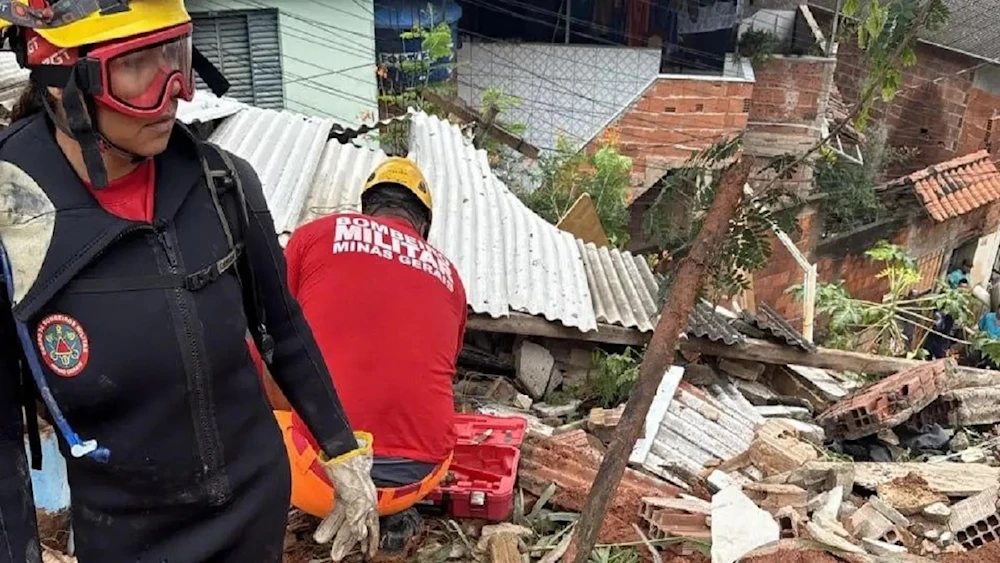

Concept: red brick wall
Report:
left=745, top=56, right=835, bottom=194
left=754, top=202, right=1000, bottom=326
left=754, top=206, right=821, bottom=324
left=815, top=8, right=983, bottom=175
left=749, top=57, right=832, bottom=125
left=593, top=77, right=752, bottom=193
left=959, top=87, right=1000, bottom=156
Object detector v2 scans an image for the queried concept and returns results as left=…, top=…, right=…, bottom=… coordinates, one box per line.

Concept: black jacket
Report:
left=0, top=115, right=356, bottom=562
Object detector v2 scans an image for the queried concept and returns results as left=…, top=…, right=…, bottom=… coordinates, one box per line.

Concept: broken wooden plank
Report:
left=488, top=532, right=521, bottom=563
left=641, top=496, right=712, bottom=515
left=791, top=462, right=1000, bottom=497
left=681, top=336, right=1000, bottom=385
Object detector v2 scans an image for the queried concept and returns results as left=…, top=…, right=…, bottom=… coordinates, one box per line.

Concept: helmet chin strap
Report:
left=40, top=73, right=148, bottom=189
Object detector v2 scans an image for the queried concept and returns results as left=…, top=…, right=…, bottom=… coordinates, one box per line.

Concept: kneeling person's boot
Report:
left=379, top=508, right=423, bottom=552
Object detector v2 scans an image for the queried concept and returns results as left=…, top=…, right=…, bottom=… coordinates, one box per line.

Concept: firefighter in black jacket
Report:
left=0, top=1, right=378, bottom=561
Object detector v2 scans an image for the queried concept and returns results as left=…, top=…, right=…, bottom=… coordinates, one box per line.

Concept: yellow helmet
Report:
left=363, top=157, right=433, bottom=213
left=0, top=0, right=190, bottom=48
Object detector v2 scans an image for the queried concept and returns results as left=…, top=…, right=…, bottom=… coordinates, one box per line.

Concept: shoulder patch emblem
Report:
left=36, top=314, right=90, bottom=377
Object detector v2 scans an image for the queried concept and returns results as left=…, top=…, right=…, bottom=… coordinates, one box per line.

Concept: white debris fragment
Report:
left=862, top=538, right=908, bottom=556
left=922, top=502, right=952, bottom=524
left=711, top=486, right=780, bottom=563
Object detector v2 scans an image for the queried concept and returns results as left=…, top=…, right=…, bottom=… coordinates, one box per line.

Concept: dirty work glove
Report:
left=314, top=432, right=380, bottom=562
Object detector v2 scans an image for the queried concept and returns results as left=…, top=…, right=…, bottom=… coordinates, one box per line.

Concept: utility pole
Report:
left=564, top=158, right=753, bottom=562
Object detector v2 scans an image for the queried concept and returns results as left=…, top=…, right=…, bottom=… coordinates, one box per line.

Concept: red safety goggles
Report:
left=26, top=22, right=195, bottom=118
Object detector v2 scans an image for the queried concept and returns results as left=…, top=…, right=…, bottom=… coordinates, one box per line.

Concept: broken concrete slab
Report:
left=532, top=400, right=581, bottom=418
left=825, top=463, right=856, bottom=493
left=808, top=491, right=830, bottom=513
left=755, top=405, right=812, bottom=421
left=771, top=418, right=825, bottom=445
left=478, top=404, right=555, bottom=438
left=711, top=486, right=780, bottom=563
left=876, top=473, right=949, bottom=516
left=923, top=502, right=952, bottom=524
left=868, top=495, right=910, bottom=528
left=816, top=359, right=953, bottom=441
left=514, top=340, right=556, bottom=399
left=789, top=461, right=1000, bottom=497
left=862, top=538, right=908, bottom=556
left=950, top=431, right=971, bottom=453
left=718, top=358, right=765, bottom=381
left=707, top=470, right=740, bottom=493
left=512, top=393, right=533, bottom=410
left=960, top=447, right=987, bottom=464
left=806, top=521, right=866, bottom=554
left=813, top=486, right=847, bottom=536
left=846, top=502, right=896, bottom=541
left=476, top=523, right=533, bottom=552
left=740, top=419, right=821, bottom=477
left=734, top=379, right=778, bottom=405
left=786, top=364, right=850, bottom=402
left=544, top=367, right=563, bottom=397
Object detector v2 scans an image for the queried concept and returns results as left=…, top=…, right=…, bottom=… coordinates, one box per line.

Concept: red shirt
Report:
left=87, top=160, right=156, bottom=223
left=285, top=213, right=466, bottom=464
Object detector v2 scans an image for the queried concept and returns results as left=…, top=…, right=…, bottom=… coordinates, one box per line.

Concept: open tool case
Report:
left=419, top=414, right=528, bottom=521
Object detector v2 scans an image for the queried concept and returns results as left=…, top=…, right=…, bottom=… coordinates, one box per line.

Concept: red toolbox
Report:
left=418, top=414, right=527, bottom=521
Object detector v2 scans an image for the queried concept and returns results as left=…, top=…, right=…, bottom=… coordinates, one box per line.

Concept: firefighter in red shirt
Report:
left=267, top=157, right=467, bottom=543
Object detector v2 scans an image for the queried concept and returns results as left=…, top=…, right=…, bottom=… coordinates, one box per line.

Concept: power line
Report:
left=188, top=0, right=1000, bottom=171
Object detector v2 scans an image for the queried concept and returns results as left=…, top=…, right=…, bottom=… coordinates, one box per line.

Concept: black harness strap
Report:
left=197, top=141, right=275, bottom=365
left=64, top=250, right=239, bottom=294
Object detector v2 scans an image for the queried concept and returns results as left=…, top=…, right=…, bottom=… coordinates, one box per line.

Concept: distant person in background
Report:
left=979, top=303, right=1000, bottom=339
left=922, top=309, right=958, bottom=359
left=977, top=304, right=1000, bottom=369
left=948, top=260, right=972, bottom=289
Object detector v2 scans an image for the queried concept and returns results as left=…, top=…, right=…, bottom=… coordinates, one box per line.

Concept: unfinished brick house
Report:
left=754, top=150, right=1000, bottom=322
left=808, top=0, right=1000, bottom=175
left=624, top=5, right=838, bottom=251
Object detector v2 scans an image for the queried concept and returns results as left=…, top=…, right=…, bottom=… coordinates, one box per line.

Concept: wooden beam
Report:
left=469, top=313, right=1000, bottom=385
left=465, top=312, right=651, bottom=346
left=680, top=336, right=1000, bottom=385
left=473, top=104, right=499, bottom=149
left=421, top=90, right=540, bottom=159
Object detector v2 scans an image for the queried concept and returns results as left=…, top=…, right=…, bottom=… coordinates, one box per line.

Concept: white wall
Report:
left=188, top=0, right=378, bottom=125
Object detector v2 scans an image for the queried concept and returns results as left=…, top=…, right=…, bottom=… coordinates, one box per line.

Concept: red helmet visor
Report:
left=88, top=23, right=194, bottom=117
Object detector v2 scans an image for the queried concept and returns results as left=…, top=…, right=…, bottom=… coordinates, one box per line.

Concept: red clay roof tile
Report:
left=885, top=150, right=1000, bottom=222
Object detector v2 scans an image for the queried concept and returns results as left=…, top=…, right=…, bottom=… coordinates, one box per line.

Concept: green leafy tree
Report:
left=584, top=348, right=642, bottom=408
left=643, top=135, right=798, bottom=299
left=518, top=136, right=633, bottom=248
left=815, top=127, right=917, bottom=235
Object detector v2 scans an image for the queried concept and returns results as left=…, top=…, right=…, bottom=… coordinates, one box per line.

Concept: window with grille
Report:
left=191, top=8, right=285, bottom=109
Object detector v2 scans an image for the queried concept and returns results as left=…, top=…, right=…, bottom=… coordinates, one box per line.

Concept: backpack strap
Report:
left=196, top=141, right=275, bottom=365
